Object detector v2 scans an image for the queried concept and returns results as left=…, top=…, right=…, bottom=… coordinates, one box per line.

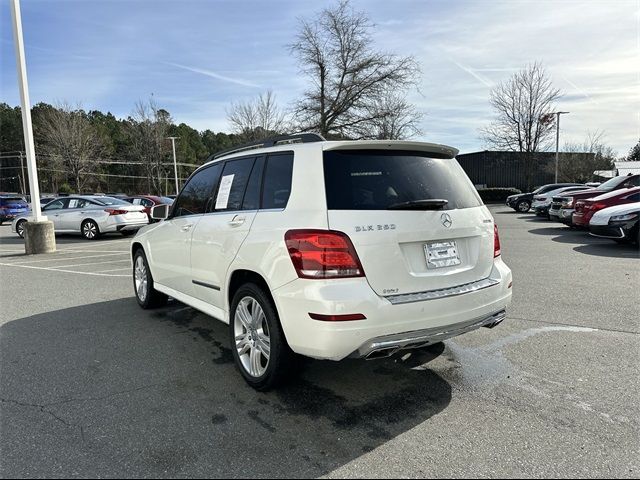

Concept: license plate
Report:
left=425, top=241, right=461, bottom=269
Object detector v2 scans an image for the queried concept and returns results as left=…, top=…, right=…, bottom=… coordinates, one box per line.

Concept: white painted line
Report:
left=49, top=259, right=131, bottom=269
left=0, top=262, right=129, bottom=277
left=96, top=266, right=132, bottom=273
left=8, top=252, right=129, bottom=265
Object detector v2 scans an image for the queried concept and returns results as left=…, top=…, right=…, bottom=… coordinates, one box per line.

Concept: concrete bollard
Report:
left=24, top=221, right=56, bottom=255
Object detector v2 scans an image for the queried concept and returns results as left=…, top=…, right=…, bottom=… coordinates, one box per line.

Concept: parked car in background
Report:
left=533, top=185, right=586, bottom=218
left=0, top=195, right=29, bottom=225
left=506, top=183, right=582, bottom=213
left=122, top=195, right=174, bottom=221
left=572, top=187, right=640, bottom=228
left=589, top=202, right=640, bottom=246
left=131, top=136, right=512, bottom=390
left=12, top=195, right=149, bottom=240
left=554, top=174, right=640, bottom=227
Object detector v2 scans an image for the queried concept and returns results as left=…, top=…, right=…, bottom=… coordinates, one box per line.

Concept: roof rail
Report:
left=213, top=133, right=325, bottom=159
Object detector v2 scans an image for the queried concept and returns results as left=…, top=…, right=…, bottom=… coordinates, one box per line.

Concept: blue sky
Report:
left=1, top=0, right=638, bottom=155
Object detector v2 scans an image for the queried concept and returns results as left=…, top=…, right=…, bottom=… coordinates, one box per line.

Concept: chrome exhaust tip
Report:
left=365, top=347, right=399, bottom=360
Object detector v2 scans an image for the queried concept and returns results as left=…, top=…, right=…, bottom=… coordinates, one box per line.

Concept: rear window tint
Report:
left=0, top=198, right=27, bottom=206
left=262, top=153, right=294, bottom=209
left=323, top=150, right=482, bottom=210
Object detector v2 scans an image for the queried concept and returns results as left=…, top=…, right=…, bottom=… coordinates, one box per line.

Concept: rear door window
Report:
left=262, top=153, right=294, bottom=209
left=323, top=150, right=482, bottom=210
left=213, top=157, right=255, bottom=212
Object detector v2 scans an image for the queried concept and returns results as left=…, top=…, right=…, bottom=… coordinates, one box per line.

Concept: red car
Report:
left=573, top=187, right=640, bottom=227
left=123, top=195, right=174, bottom=221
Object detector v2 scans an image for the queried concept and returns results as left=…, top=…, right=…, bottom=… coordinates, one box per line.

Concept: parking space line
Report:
left=0, top=262, right=130, bottom=277
left=7, top=252, right=129, bottom=265
left=49, top=259, right=131, bottom=269
left=96, top=266, right=132, bottom=273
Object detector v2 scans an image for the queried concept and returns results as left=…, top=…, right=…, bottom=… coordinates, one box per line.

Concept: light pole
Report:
left=167, top=136, right=180, bottom=195
left=11, top=0, right=55, bottom=253
left=554, top=111, right=570, bottom=183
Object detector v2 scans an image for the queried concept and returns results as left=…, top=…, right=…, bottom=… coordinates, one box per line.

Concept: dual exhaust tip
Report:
left=363, top=311, right=506, bottom=360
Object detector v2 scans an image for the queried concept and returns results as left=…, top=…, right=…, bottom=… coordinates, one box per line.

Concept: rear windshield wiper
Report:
left=387, top=199, right=449, bottom=210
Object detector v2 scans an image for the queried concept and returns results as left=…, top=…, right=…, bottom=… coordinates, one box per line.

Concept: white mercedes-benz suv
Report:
left=131, top=134, right=512, bottom=390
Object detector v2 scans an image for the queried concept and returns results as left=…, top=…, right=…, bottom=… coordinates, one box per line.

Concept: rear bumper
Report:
left=101, top=217, right=149, bottom=233
left=272, top=258, right=512, bottom=360
left=352, top=309, right=506, bottom=359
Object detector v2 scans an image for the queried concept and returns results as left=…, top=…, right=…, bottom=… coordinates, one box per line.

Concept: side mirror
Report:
left=151, top=204, right=170, bottom=220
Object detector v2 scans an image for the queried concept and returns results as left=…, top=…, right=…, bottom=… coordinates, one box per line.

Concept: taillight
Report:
left=592, top=203, right=607, bottom=211
left=105, top=208, right=128, bottom=216
left=285, top=229, right=365, bottom=279
left=494, top=224, right=501, bottom=258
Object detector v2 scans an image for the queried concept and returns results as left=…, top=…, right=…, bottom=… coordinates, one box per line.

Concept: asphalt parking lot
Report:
left=1, top=207, right=638, bottom=478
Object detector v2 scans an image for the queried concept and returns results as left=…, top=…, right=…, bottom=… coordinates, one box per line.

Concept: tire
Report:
left=81, top=219, right=100, bottom=240
left=230, top=283, right=297, bottom=391
left=16, top=219, right=26, bottom=238
left=517, top=200, right=531, bottom=213
left=133, top=249, right=168, bottom=309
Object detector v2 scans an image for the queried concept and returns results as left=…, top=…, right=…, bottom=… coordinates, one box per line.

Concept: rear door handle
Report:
left=228, top=215, right=246, bottom=227
left=181, top=224, right=194, bottom=232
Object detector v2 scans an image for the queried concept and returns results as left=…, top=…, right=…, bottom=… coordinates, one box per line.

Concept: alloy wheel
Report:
left=83, top=221, right=97, bottom=239
left=234, top=296, right=271, bottom=378
left=518, top=201, right=530, bottom=212
left=17, top=221, right=25, bottom=238
left=134, top=255, right=148, bottom=302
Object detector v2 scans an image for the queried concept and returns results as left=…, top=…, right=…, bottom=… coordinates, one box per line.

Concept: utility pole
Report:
left=554, top=111, right=570, bottom=183
left=11, top=0, right=55, bottom=253
left=167, top=136, right=180, bottom=195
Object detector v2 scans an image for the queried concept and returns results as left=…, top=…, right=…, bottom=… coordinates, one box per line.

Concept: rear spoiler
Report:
left=322, top=140, right=458, bottom=159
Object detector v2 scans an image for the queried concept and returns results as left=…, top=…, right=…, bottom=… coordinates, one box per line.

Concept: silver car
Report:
left=11, top=196, right=149, bottom=240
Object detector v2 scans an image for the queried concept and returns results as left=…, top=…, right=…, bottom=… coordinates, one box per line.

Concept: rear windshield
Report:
left=323, top=150, right=482, bottom=210
left=93, top=197, right=129, bottom=206
left=0, top=197, right=28, bottom=206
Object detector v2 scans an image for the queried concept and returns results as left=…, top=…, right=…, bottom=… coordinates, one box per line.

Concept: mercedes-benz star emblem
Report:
left=441, top=213, right=453, bottom=228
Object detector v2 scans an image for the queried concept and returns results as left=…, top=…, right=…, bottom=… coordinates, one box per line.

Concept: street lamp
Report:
left=167, top=136, right=180, bottom=195
left=553, top=111, right=570, bottom=183
left=10, top=0, right=55, bottom=253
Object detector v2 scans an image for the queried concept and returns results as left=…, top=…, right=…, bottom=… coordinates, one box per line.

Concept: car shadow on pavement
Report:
left=528, top=227, right=639, bottom=259
left=0, top=298, right=452, bottom=478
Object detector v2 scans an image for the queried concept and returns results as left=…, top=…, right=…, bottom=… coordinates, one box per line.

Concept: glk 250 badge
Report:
left=355, top=224, right=396, bottom=232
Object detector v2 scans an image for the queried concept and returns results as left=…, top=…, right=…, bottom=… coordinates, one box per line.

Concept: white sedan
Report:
left=589, top=202, right=640, bottom=245
left=12, top=195, right=149, bottom=240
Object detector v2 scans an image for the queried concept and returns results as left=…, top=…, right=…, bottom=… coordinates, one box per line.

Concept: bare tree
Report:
left=357, top=91, right=422, bottom=140
left=481, top=62, right=561, bottom=153
left=226, top=91, right=287, bottom=142
left=126, top=98, right=172, bottom=194
left=554, top=130, right=616, bottom=182
left=37, top=102, right=107, bottom=192
left=289, top=0, right=421, bottom=139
